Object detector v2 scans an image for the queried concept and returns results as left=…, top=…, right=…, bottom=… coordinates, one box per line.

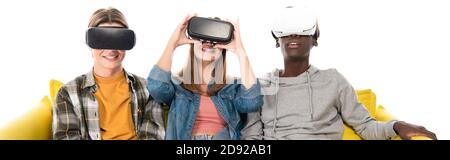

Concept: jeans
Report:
left=191, top=128, right=230, bottom=140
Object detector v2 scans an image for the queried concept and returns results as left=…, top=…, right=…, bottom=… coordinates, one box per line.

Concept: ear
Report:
left=276, top=38, right=280, bottom=48
left=271, top=31, right=280, bottom=48
left=312, top=38, right=318, bottom=47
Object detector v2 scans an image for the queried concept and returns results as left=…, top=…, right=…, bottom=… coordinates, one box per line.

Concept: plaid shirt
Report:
left=52, top=70, right=165, bottom=140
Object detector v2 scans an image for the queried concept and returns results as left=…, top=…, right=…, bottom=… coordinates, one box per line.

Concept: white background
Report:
left=0, top=0, right=449, bottom=139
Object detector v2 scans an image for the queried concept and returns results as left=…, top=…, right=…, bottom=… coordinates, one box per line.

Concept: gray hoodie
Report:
left=242, top=66, right=398, bottom=140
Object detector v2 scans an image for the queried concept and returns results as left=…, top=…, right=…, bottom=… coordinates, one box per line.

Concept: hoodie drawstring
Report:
left=272, top=69, right=314, bottom=138
left=306, top=71, right=314, bottom=120
left=273, top=76, right=279, bottom=137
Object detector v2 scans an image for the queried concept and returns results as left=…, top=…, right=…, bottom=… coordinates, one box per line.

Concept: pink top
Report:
left=192, top=95, right=226, bottom=135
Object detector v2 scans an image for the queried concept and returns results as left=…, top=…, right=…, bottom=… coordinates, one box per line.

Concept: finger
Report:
left=416, top=126, right=437, bottom=140
left=222, top=18, right=238, bottom=29
left=186, top=39, right=199, bottom=44
left=180, top=13, right=197, bottom=26
left=230, top=20, right=241, bottom=37
left=232, top=27, right=241, bottom=41
left=179, top=14, right=190, bottom=26
left=193, top=40, right=202, bottom=44
left=186, top=13, right=197, bottom=21
left=427, top=131, right=438, bottom=140
left=181, top=35, right=197, bottom=44
left=232, top=18, right=240, bottom=30
left=223, top=18, right=232, bottom=23
left=214, top=44, right=227, bottom=50
left=179, top=22, right=189, bottom=31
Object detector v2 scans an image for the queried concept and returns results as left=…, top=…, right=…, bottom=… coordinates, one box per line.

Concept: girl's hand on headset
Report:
left=214, top=19, right=246, bottom=57
left=167, top=13, right=198, bottom=48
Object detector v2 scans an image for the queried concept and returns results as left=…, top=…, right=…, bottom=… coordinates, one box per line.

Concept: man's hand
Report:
left=393, top=121, right=437, bottom=140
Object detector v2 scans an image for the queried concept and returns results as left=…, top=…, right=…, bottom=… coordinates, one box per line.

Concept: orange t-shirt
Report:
left=94, top=71, right=137, bottom=140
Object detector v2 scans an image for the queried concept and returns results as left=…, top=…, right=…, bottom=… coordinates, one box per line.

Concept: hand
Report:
left=393, top=121, right=437, bottom=140
left=214, top=19, right=246, bottom=57
left=215, top=18, right=256, bottom=89
left=157, top=13, right=199, bottom=72
left=167, top=13, right=198, bottom=49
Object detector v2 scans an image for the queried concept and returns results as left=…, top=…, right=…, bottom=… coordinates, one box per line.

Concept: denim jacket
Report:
left=147, top=65, right=263, bottom=140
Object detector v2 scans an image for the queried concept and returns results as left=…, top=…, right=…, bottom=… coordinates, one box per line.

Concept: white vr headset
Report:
left=271, top=6, right=317, bottom=38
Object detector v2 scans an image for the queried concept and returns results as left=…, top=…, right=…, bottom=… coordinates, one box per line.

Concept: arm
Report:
left=233, top=80, right=263, bottom=113
left=156, top=14, right=197, bottom=72
left=335, top=70, right=397, bottom=140
left=138, top=100, right=166, bottom=140
left=339, top=84, right=397, bottom=140
left=147, top=14, right=197, bottom=104
left=52, top=87, right=82, bottom=140
left=214, top=19, right=256, bottom=89
left=214, top=19, right=263, bottom=113
left=336, top=71, right=437, bottom=140
left=147, top=65, right=176, bottom=104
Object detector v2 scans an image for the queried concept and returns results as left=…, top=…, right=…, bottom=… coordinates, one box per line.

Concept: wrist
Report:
left=236, top=48, right=246, bottom=54
left=165, top=41, right=178, bottom=50
left=235, top=49, right=247, bottom=59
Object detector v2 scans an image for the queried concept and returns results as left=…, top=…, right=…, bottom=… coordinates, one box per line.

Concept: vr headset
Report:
left=86, top=27, right=136, bottom=50
left=271, top=6, right=317, bottom=38
left=187, top=16, right=234, bottom=44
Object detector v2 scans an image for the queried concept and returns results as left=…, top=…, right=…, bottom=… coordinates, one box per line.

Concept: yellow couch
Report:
left=343, top=90, right=431, bottom=140
left=0, top=80, right=431, bottom=140
left=0, top=80, right=62, bottom=140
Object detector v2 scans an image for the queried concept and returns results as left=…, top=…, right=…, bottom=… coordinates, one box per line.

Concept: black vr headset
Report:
left=86, top=27, right=136, bottom=50
left=187, top=16, right=234, bottom=44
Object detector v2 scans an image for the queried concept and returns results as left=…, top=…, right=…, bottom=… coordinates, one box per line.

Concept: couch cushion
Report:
left=0, top=96, right=52, bottom=140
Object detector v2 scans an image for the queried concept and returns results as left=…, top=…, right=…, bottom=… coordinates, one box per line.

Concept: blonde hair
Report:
left=179, top=44, right=227, bottom=96
left=88, top=7, right=128, bottom=28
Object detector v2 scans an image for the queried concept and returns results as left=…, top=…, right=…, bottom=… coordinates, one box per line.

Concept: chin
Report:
left=285, top=54, right=308, bottom=60
left=103, top=63, right=122, bottom=70
left=286, top=52, right=302, bottom=57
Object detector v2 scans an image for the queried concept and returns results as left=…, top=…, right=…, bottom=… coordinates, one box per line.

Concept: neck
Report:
left=282, top=58, right=310, bottom=77
left=200, top=61, right=215, bottom=84
left=93, top=66, right=124, bottom=78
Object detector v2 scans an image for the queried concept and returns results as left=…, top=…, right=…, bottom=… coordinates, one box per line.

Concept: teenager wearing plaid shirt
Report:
left=52, top=7, right=165, bottom=140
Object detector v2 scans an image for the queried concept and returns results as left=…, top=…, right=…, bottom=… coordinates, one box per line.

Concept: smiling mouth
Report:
left=102, top=55, right=119, bottom=61
left=287, top=42, right=300, bottom=48
left=203, top=48, right=218, bottom=52
left=201, top=42, right=214, bottom=51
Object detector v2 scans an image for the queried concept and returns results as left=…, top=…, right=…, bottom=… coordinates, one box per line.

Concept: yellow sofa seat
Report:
left=0, top=96, right=53, bottom=140
left=0, top=80, right=62, bottom=140
left=342, top=89, right=431, bottom=140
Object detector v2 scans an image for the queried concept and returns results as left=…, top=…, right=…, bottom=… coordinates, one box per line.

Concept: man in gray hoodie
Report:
left=241, top=6, right=436, bottom=140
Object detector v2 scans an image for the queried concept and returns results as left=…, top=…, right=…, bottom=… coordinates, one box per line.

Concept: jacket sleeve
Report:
left=233, top=79, right=264, bottom=113
left=335, top=70, right=398, bottom=140
left=138, top=99, right=166, bottom=140
left=147, top=65, right=176, bottom=105
left=52, top=87, right=82, bottom=140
